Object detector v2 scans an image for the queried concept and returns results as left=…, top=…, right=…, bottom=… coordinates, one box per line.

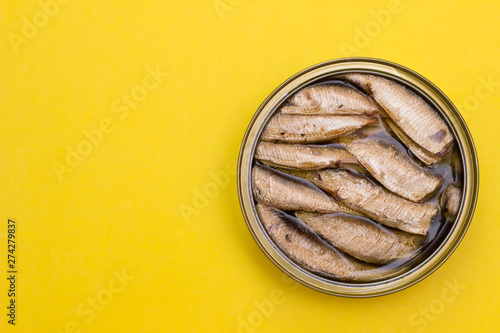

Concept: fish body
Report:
left=386, top=120, right=442, bottom=165
left=442, top=185, right=461, bottom=217
left=261, top=114, right=376, bottom=143
left=252, top=165, right=356, bottom=214
left=331, top=123, right=386, bottom=146
left=296, top=212, right=417, bottom=264
left=256, top=204, right=392, bottom=281
left=255, top=141, right=357, bottom=170
left=346, top=136, right=443, bottom=202
left=281, top=84, right=379, bottom=116
left=308, top=169, right=438, bottom=235
left=340, top=74, right=454, bottom=156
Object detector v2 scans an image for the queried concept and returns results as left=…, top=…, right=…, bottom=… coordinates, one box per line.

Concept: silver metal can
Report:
left=237, top=58, right=479, bottom=297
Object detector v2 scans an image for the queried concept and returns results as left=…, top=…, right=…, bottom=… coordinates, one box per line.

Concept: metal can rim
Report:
left=237, top=57, right=479, bottom=298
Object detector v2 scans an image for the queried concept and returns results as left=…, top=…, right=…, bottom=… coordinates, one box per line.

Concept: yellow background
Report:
left=1, top=0, right=499, bottom=332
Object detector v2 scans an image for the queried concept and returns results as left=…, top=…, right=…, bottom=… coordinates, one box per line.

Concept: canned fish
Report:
left=237, top=58, right=478, bottom=297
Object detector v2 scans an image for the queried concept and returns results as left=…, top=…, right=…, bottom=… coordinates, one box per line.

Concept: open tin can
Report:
left=237, top=58, right=478, bottom=297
